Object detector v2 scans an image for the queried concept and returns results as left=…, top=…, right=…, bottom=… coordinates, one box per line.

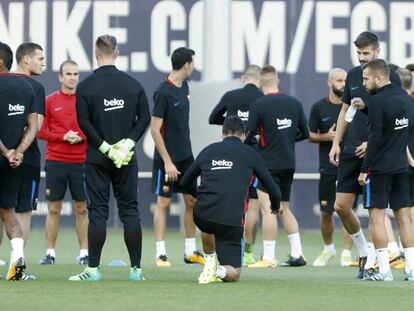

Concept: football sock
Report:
left=324, top=243, right=335, bottom=253
left=365, top=242, right=376, bottom=269
left=288, top=233, right=303, bottom=258
left=404, top=247, right=414, bottom=274
left=350, top=229, right=368, bottom=257
left=341, top=249, right=351, bottom=257
left=79, top=249, right=88, bottom=258
left=156, top=241, right=167, bottom=258
left=263, top=240, right=275, bottom=261
left=10, top=238, right=24, bottom=262
left=184, top=238, right=196, bottom=256
left=47, top=248, right=56, bottom=258
left=244, top=243, right=253, bottom=253
left=387, top=242, right=399, bottom=254
left=376, top=248, right=390, bottom=274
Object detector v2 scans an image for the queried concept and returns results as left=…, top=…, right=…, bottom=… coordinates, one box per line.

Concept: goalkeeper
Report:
left=69, top=34, right=150, bottom=281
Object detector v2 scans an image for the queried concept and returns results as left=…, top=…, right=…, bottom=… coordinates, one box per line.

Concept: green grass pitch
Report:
left=0, top=229, right=412, bottom=310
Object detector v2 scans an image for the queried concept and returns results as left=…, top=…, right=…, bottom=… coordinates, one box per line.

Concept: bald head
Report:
left=328, top=67, right=346, bottom=99
left=328, top=67, right=346, bottom=81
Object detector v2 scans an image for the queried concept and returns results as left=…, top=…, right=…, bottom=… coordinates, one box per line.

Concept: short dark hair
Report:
left=171, top=47, right=195, bottom=70
left=405, top=64, right=414, bottom=72
left=0, top=41, right=13, bottom=70
left=354, top=31, right=380, bottom=49
left=95, top=34, right=117, bottom=56
left=59, top=60, right=78, bottom=75
left=396, top=68, right=413, bottom=91
left=362, top=59, right=390, bottom=78
left=222, top=116, right=246, bottom=136
left=388, top=63, right=399, bottom=72
left=16, top=42, right=43, bottom=63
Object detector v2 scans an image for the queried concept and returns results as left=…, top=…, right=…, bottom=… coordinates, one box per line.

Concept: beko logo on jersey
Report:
left=394, top=117, right=409, bottom=130
left=276, top=118, right=292, bottom=129
left=211, top=159, right=233, bottom=170
left=104, top=98, right=124, bottom=111
left=8, top=104, right=25, bottom=116
left=237, top=110, right=249, bottom=121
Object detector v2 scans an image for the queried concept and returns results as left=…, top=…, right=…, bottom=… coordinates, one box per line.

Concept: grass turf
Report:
left=0, top=229, right=412, bottom=310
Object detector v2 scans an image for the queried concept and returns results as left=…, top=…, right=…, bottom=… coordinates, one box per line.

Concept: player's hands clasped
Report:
left=63, top=130, right=83, bottom=144
left=108, top=139, right=135, bottom=168
left=6, top=149, right=23, bottom=168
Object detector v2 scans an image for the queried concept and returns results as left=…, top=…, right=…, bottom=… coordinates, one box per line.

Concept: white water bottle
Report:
left=345, top=104, right=357, bottom=123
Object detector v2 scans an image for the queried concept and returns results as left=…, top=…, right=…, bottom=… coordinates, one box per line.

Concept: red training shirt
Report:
left=38, top=90, right=87, bottom=163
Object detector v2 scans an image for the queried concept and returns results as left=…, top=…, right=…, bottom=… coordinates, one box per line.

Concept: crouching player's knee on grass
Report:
left=197, top=225, right=243, bottom=283
left=179, top=116, right=281, bottom=284
left=218, top=266, right=241, bottom=282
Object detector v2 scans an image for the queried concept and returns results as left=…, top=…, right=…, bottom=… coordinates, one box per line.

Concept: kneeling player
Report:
left=180, top=116, right=281, bottom=283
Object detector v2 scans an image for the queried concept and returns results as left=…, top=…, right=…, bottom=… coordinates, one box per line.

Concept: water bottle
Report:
left=345, top=104, right=357, bottom=123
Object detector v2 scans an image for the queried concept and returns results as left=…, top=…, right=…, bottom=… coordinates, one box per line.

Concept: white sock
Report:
left=216, top=265, right=226, bottom=279
left=47, top=248, right=56, bottom=258
left=10, top=238, right=24, bottom=262
left=204, top=252, right=216, bottom=264
left=203, top=252, right=217, bottom=273
left=404, top=247, right=414, bottom=273
left=387, top=242, right=399, bottom=254
left=350, top=229, right=368, bottom=257
left=341, top=249, right=351, bottom=257
left=376, top=248, right=390, bottom=274
left=398, top=236, right=404, bottom=254
left=288, top=233, right=303, bottom=258
left=324, top=243, right=335, bottom=253
left=263, top=240, right=275, bottom=261
left=156, top=241, right=167, bottom=258
left=365, top=242, right=376, bottom=269
left=79, top=249, right=88, bottom=257
left=184, top=238, right=196, bottom=256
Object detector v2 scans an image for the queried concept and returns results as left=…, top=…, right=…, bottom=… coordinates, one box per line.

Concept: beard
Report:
left=332, top=86, right=344, bottom=98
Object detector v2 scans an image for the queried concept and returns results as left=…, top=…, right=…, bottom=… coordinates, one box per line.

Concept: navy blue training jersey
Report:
left=180, top=136, right=281, bottom=227
left=20, top=75, right=45, bottom=167
left=76, top=65, right=150, bottom=165
left=152, top=78, right=192, bottom=162
left=341, top=66, right=401, bottom=155
left=308, top=97, right=342, bottom=174
left=0, top=74, right=36, bottom=170
left=362, top=83, right=412, bottom=174
left=209, top=83, right=263, bottom=146
left=247, top=93, right=309, bottom=171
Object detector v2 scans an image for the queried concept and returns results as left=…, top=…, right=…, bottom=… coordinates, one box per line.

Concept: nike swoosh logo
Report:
left=321, top=117, right=330, bottom=122
left=351, top=86, right=359, bottom=91
left=173, top=101, right=180, bottom=107
left=54, top=107, right=63, bottom=111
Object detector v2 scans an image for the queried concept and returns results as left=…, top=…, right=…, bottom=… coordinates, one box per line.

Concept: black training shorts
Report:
left=194, top=215, right=243, bottom=268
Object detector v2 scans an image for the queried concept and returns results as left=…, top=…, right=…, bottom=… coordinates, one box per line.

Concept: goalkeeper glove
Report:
left=113, top=138, right=136, bottom=166
left=98, top=141, right=123, bottom=168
